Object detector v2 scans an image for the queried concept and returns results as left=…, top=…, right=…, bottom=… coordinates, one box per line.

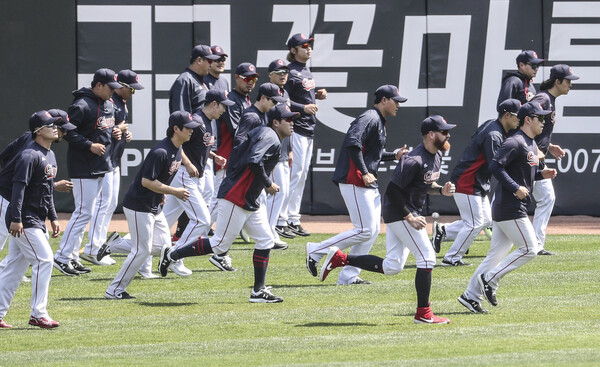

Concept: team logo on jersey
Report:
left=302, top=78, right=316, bottom=91
left=424, top=170, right=440, bottom=184
left=95, top=115, right=115, bottom=130
left=526, top=151, right=539, bottom=167
left=203, top=132, right=215, bottom=146
left=169, top=160, right=181, bottom=175
left=44, top=164, right=57, bottom=179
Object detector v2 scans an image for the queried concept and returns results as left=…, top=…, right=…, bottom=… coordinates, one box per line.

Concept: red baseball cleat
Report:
left=29, top=316, right=60, bottom=329
left=319, top=246, right=348, bottom=281
left=414, top=306, right=450, bottom=324
left=0, top=319, right=13, bottom=328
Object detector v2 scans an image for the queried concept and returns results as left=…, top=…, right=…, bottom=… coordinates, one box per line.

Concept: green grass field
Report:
left=0, top=233, right=599, bottom=366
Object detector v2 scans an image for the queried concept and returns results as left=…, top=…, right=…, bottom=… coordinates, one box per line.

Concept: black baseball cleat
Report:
left=209, top=254, right=237, bottom=272
left=431, top=222, right=446, bottom=253
left=305, top=243, right=318, bottom=277
left=348, top=277, right=372, bottom=285
left=441, top=259, right=472, bottom=267
left=97, top=231, right=119, bottom=262
left=53, top=259, right=80, bottom=276
left=249, top=287, right=283, bottom=303
left=104, top=291, right=136, bottom=300
left=458, top=294, right=489, bottom=313
left=71, top=260, right=91, bottom=274
left=288, top=223, right=310, bottom=237
left=537, top=249, right=554, bottom=256
left=275, top=225, right=296, bottom=239
left=478, top=274, right=498, bottom=306
left=158, top=246, right=172, bottom=277
left=272, top=240, right=288, bottom=250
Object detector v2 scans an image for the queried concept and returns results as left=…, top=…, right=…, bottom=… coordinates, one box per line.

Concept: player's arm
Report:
left=483, top=132, right=504, bottom=167
left=548, top=143, right=565, bottom=160
left=180, top=150, right=199, bottom=177
left=169, top=79, right=192, bottom=114
left=142, top=178, right=190, bottom=201
left=233, top=113, right=259, bottom=148
left=8, top=152, right=37, bottom=237
left=490, top=141, right=525, bottom=197
left=386, top=181, right=426, bottom=230
left=345, top=118, right=375, bottom=185
left=64, top=105, right=94, bottom=150
left=47, top=180, right=61, bottom=238
left=496, top=77, right=518, bottom=107
left=428, top=181, right=455, bottom=196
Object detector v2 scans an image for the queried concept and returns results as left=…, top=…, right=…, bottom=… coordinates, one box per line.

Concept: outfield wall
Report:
left=1, top=0, right=599, bottom=216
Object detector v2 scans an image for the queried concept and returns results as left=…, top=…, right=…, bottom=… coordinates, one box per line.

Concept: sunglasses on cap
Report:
left=270, top=70, right=289, bottom=75
left=527, top=63, right=540, bottom=70
left=240, top=75, right=258, bottom=83
left=119, top=82, right=135, bottom=94
left=34, top=123, right=56, bottom=134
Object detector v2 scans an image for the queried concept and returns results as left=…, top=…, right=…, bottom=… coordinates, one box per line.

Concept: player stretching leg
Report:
left=459, top=102, right=556, bottom=311
left=320, top=115, right=457, bottom=324
left=159, top=104, right=297, bottom=303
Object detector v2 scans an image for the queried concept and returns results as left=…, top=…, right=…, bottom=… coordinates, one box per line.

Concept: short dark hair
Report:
left=166, top=125, right=175, bottom=138
left=374, top=95, right=384, bottom=104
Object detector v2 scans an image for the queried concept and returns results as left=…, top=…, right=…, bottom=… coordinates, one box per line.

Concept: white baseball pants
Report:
left=106, top=208, right=170, bottom=296
left=443, top=193, right=491, bottom=263
left=163, top=167, right=211, bottom=248
left=0, top=228, right=53, bottom=319
left=55, top=177, right=103, bottom=263
left=383, top=220, right=436, bottom=274
left=307, top=184, right=381, bottom=284
left=266, top=161, right=290, bottom=240
left=532, top=178, right=555, bottom=248
left=464, top=217, right=540, bottom=301
left=210, top=199, right=273, bottom=255
left=0, top=197, right=11, bottom=272
left=209, top=169, right=226, bottom=225
left=202, top=158, right=215, bottom=206
left=286, top=132, right=313, bottom=225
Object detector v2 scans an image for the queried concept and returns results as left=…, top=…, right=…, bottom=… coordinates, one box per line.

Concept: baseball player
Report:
left=306, top=85, right=408, bottom=285
left=80, top=70, right=143, bottom=267
left=433, top=99, right=522, bottom=265
left=162, top=90, right=232, bottom=275
left=204, top=45, right=230, bottom=91
left=497, top=50, right=544, bottom=106
left=319, top=115, right=456, bottom=324
left=209, top=62, right=258, bottom=243
left=266, top=59, right=295, bottom=247
left=158, top=104, right=298, bottom=303
left=233, top=83, right=286, bottom=148
left=529, top=64, right=579, bottom=255
left=53, top=68, right=123, bottom=276
left=104, top=111, right=197, bottom=299
left=0, top=111, right=62, bottom=328
left=283, top=33, right=327, bottom=237
left=459, top=102, right=556, bottom=312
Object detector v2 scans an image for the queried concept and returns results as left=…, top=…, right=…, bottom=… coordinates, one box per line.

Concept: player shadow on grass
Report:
left=293, top=322, right=378, bottom=327
left=59, top=297, right=109, bottom=301
left=394, top=310, right=480, bottom=317
left=138, top=302, right=197, bottom=307
left=259, top=283, right=338, bottom=289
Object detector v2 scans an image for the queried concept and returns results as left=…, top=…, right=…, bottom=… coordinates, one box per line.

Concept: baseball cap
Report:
left=210, top=45, right=228, bottom=57
left=549, top=64, right=580, bottom=80
left=117, top=70, right=145, bottom=90
left=92, top=68, right=122, bottom=89
left=169, top=111, right=201, bottom=129
left=516, top=50, right=544, bottom=65
left=235, top=62, right=259, bottom=77
left=205, top=89, right=235, bottom=106
left=29, top=110, right=61, bottom=133
left=421, top=115, right=457, bottom=135
left=375, top=85, right=408, bottom=103
left=497, top=99, right=522, bottom=114
left=287, top=33, right=314, bottom=48
left=268, top=104, right=300, bottom=121
left=268, top=59, right=290, bottom=73
left=517, top=102, right=552, bottom=119
left=191, top=45, right=220, bottom=61
left=48, top=109, right=76, bottom=131
left=258, top=83, right=287, bottom=103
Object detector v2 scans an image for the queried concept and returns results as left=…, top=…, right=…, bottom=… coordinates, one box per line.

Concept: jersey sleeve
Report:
left=284, top=72, right=305, bottom=113
left=141, top=148, right=167, bottom=181
left=233, top=113, right=261, bottom=148
left=64, top=103, right=93, bottom=149
left=482, top=131, right=504, bottom=168
left=169, top=79, right=192, bottom=114
left=391, top=156, right=420, bottom=189
left=491, top=138, right=521, bottom=193
left=9, top=151, right=37, bottom=223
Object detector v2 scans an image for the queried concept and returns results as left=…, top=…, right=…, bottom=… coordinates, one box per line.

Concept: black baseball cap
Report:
left=191, top=45, right=220, bottom=61
left=517, top=102, right=552, bottom=119
left=421, top=115, right=457, bottom=135
left=287, top=33, right=314, bottom=48
left=29, top=110, right=61, bottom=133
left=48, top=109, right=76, bottom=131
left=497, top=99, right=522, bottom=114
left=268, top=104, right=300, bottom=121
left=117, top=70, right=145, bottom=90
left=258, top=83, right=287, bottom=103
left=169, top=111, right=201, bottom=129
left=92, top=68, right=122, bottom=89
left=516, top=50, right=544, bottom=65
left=235, top=62, right=259, bottom=77
left=205, top=89, right=235, bottom=106
left=210, top=45, right=228, bottom=57
left=268, top=59, right=290, bottom=73
left=549, top=64, right=580, bottom=80
left=375, top=85, right=407, bottom=103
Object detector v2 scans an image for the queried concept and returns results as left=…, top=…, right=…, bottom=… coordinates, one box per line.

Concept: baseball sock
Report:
left=415, top=268, right=432, bottom=308
left=347, top=255, right=384, bottom=273
left=170, top=237, right=213, bottom=261
left=174, top=212, right=190, bottom=238
left=253, top=249, right=270, bottom=292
